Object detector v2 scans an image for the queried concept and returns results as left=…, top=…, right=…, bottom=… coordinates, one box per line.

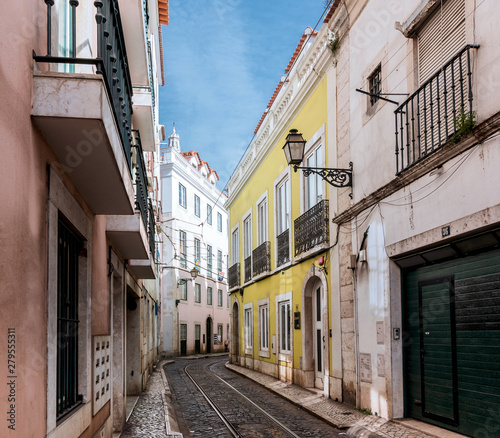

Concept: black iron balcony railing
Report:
left=395, top=45, right=479, bottom=174
left=148, top=198, right=156, bottom=260
left=228, top=263, right=240, bottom=289
left=253, top=242, right=270, bottom=277
left=244, top=256, right=252, bottom=283
left=277, top=229, right=290, bottom=267
left=132, top=130, right=148, bottom=230
left=294, top=200, right=329, bottom=257
left=35, top=0, right=134, bottom=172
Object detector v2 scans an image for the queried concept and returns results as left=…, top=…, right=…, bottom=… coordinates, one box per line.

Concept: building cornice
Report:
left=226, top=25, right=332, bottom=207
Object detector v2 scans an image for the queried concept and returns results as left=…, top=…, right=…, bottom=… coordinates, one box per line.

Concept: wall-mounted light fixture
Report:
left=283, top=129, right=353, bottom=193
left=177, top=267, right=199, bottom=285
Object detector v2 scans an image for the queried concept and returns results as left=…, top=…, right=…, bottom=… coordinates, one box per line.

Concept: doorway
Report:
left=232, top=302, right=239, bottom=364
left=195, top=324, right=201, bottom=354
left=313, top=286, right=324, bottom=389
left=180, top=324, right=187, bottom=356
left=206, top=317, right=213, bottom=353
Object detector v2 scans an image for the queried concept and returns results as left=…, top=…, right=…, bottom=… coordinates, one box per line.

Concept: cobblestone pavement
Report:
left=225, top=362, right=448, bottom=438
left=164, top=356, right=343, bottom=437
left=120, top=365, right=168, bottom=438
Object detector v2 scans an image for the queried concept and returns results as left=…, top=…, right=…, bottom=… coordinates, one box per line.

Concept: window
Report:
left=217, top=324, right=223, bottom=344
left=217, top=212, right=222, bottom=232
left=259, top=304, right=269, bottom=352
left=227, top=292, right=229, bottom=308
left=57, top=219, right=83, bottom=418
left=179, top=281, right=187, bottom=301
left=217, top=250, right=222, bottom=275
left=207, top=245, right=213, bottom=277
left=243, top=215, right=252, bottom=259
left=218, top=289, right=223, bottom=307
left=207, top=286, right=213, bottom=305
left=244, top=307, right=253, bottom=349
left=194, top=238, right=201, bottom=271
left=179, top=183, right=186, bottom=208
left=279, top=301, right=291, bottom=354
left=369, top=65, right=382, bottom=106
left=207, top=204, right=212, bottom=225
left=276, top=178, right=289, bottom=235
left=194, top=194, right=200, bottom=217
left=231, top=228, right=239, bottom=265
left=305, top=145, right=323, bottom=210
left=179, top=230, right=187, bottom=268
left=195, top=283, right=201, bottom=303
left=257, top=198, right=268, bottom=245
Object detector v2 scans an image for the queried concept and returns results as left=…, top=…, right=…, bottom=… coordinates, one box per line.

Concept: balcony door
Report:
left=313, top=286, right=324, bottom=389
left=54, top=0, right=75, bottom=72
left=305, top=145, right=323, bottom=211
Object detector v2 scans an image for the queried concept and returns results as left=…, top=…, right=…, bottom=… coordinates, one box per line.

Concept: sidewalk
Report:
left=225, top=362, right=466, bottom=438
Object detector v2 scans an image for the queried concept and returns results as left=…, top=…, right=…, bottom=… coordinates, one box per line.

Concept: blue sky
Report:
left=159, top=0, right=328, bottom=188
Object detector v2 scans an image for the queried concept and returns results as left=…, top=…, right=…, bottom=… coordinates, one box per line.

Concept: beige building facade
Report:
left=0, top=0, right=167, bottom=436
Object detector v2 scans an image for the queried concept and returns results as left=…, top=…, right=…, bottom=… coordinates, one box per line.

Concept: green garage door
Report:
left=403, top=248, right=500, bottom=437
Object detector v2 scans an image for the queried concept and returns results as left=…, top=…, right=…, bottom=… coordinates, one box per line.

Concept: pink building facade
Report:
left=0, top=1, right=166, bottom=436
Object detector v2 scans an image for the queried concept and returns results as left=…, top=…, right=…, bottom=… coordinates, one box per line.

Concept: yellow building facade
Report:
left=226, top=24, right=338, bottom=397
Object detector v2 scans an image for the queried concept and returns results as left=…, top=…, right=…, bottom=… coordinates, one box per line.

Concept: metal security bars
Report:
left=148, top=199, right=156, bottom=259
left=253, top=241, right=270, bottom=277
left=228, top=263, right=240, bottom=289
left=395, top=45, right=479, bottom=174
left=132, top=130, right=149, bottom=230
left=244, top=256, right=252, bottom=283
left=277, top=229, right=290, bottom=267
left=36, top=0, right=134, bottom=172
left=294, top=200, right=329, bottom=256
left=57, top=219, right=83, bottom=420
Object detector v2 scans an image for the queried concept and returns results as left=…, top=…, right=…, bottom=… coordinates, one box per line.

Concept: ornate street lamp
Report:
left=283, top=129, right=353, bottom=189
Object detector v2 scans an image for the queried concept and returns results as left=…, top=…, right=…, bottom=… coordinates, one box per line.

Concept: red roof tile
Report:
left=323, top=0, right=340, bottom=23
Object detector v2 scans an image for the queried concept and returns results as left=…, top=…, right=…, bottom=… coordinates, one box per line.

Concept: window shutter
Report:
left=417, top=0, right=466, bottom=84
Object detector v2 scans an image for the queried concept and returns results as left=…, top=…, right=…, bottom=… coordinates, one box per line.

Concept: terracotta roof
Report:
left=254, top=29, right=317, bottom=134
left=323, top=0, right=340, bottom=23
left=158, top=0, right=169, bottom=25
left=181, top=152, right=220, bottom=181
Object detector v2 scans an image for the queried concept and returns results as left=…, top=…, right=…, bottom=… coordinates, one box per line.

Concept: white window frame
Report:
left=194, top=238, right=201, bottom=269
left=256, top=190, right=268, bottom=246
left=242, top=207, right=252, bottom=260
left=275, top=291, right=292, bottom=358
left=217, top=249, right=223, bottom=274
left=179, top=230, right=187, bottom=268
left=244, top=303, right=253, bottom=354
left=274, top=167, right=292, bottom=268
left=300, top=125, right=325, bottom=214
left=179, top=281, right=188, bottom=301
left=217, top=324, right=223, bottom=344
left=194, top=194, right=200, bottom=217
left=207, top=244, right=213, bottom=277
left=217, top=288, right=223, bottom=307
left=207, top=204, right=213, bottom=225
left=207, top=286, right=213, bottom=306
left=179, top=183, right=187, bottom=208
left=194, top=283, right=201, bottom=304
left=217, top=212, right=223, bottom=232
left=231, top=223, right=239, bottom=266
left=258, top=297, right=270, bottom=358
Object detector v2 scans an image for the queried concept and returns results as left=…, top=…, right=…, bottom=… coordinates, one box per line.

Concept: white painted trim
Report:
left=275, top=291, right=293, bottom=360
left=273, top=168, right=292, bottom=268
left=258, top=297, right=271, bottom=358
left=47, top=169, right=92, bottom=436
left=301, top=125, right=326, bottom=214
left=256, top=189, right=269, bottom=245
left=243, top=302, right=253, bottom=355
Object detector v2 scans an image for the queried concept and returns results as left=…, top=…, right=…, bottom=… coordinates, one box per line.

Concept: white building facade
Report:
left=160, top=128, right=230, bottom=356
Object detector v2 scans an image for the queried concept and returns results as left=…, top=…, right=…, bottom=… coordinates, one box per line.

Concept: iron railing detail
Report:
left=395, top=45, right=479, bottom=174
left=228, top=263, right=240, bottom=289
left=36, top=0, right=134, bottom=172
left=253, top=241, right=270, bottom=277
left=148, top=198, right=156, bottom=260
left=147, top=41, right=156, bottom=124
left=294, top=200, right=329, bottom=256
left=277, top=229, right=290, bottom=267
left=244, top=256, right=252, bottom=283
left=132, top=130, right=148, bottom=230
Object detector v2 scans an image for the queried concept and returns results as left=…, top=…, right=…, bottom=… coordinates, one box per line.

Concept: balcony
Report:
left=107, top=131, right=151, bottom=262
left=253, top=242, right=270, bottom=277
left=395, top=45, right=479, bottom=174
left=32, top=0, right=136, bottom=214
left=228, top=263, right=240, bottom=290
left=294, top=200, right=329, bottom=257
left=244, top=256, right=252, bottom=283
left=277, top=230, right=290, bottom=267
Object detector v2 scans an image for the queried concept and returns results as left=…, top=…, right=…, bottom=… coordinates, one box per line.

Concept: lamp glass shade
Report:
left=189, top=268, right=198, bottom=278
left=283, top=129, right=306, bottom=166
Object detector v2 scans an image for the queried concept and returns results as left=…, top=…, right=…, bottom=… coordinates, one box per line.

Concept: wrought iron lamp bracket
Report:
left=294, top=162, right=353, bottom=191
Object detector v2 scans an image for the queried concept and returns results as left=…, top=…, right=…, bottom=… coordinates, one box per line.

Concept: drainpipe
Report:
left=353, top=268, right=360, bottom=409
